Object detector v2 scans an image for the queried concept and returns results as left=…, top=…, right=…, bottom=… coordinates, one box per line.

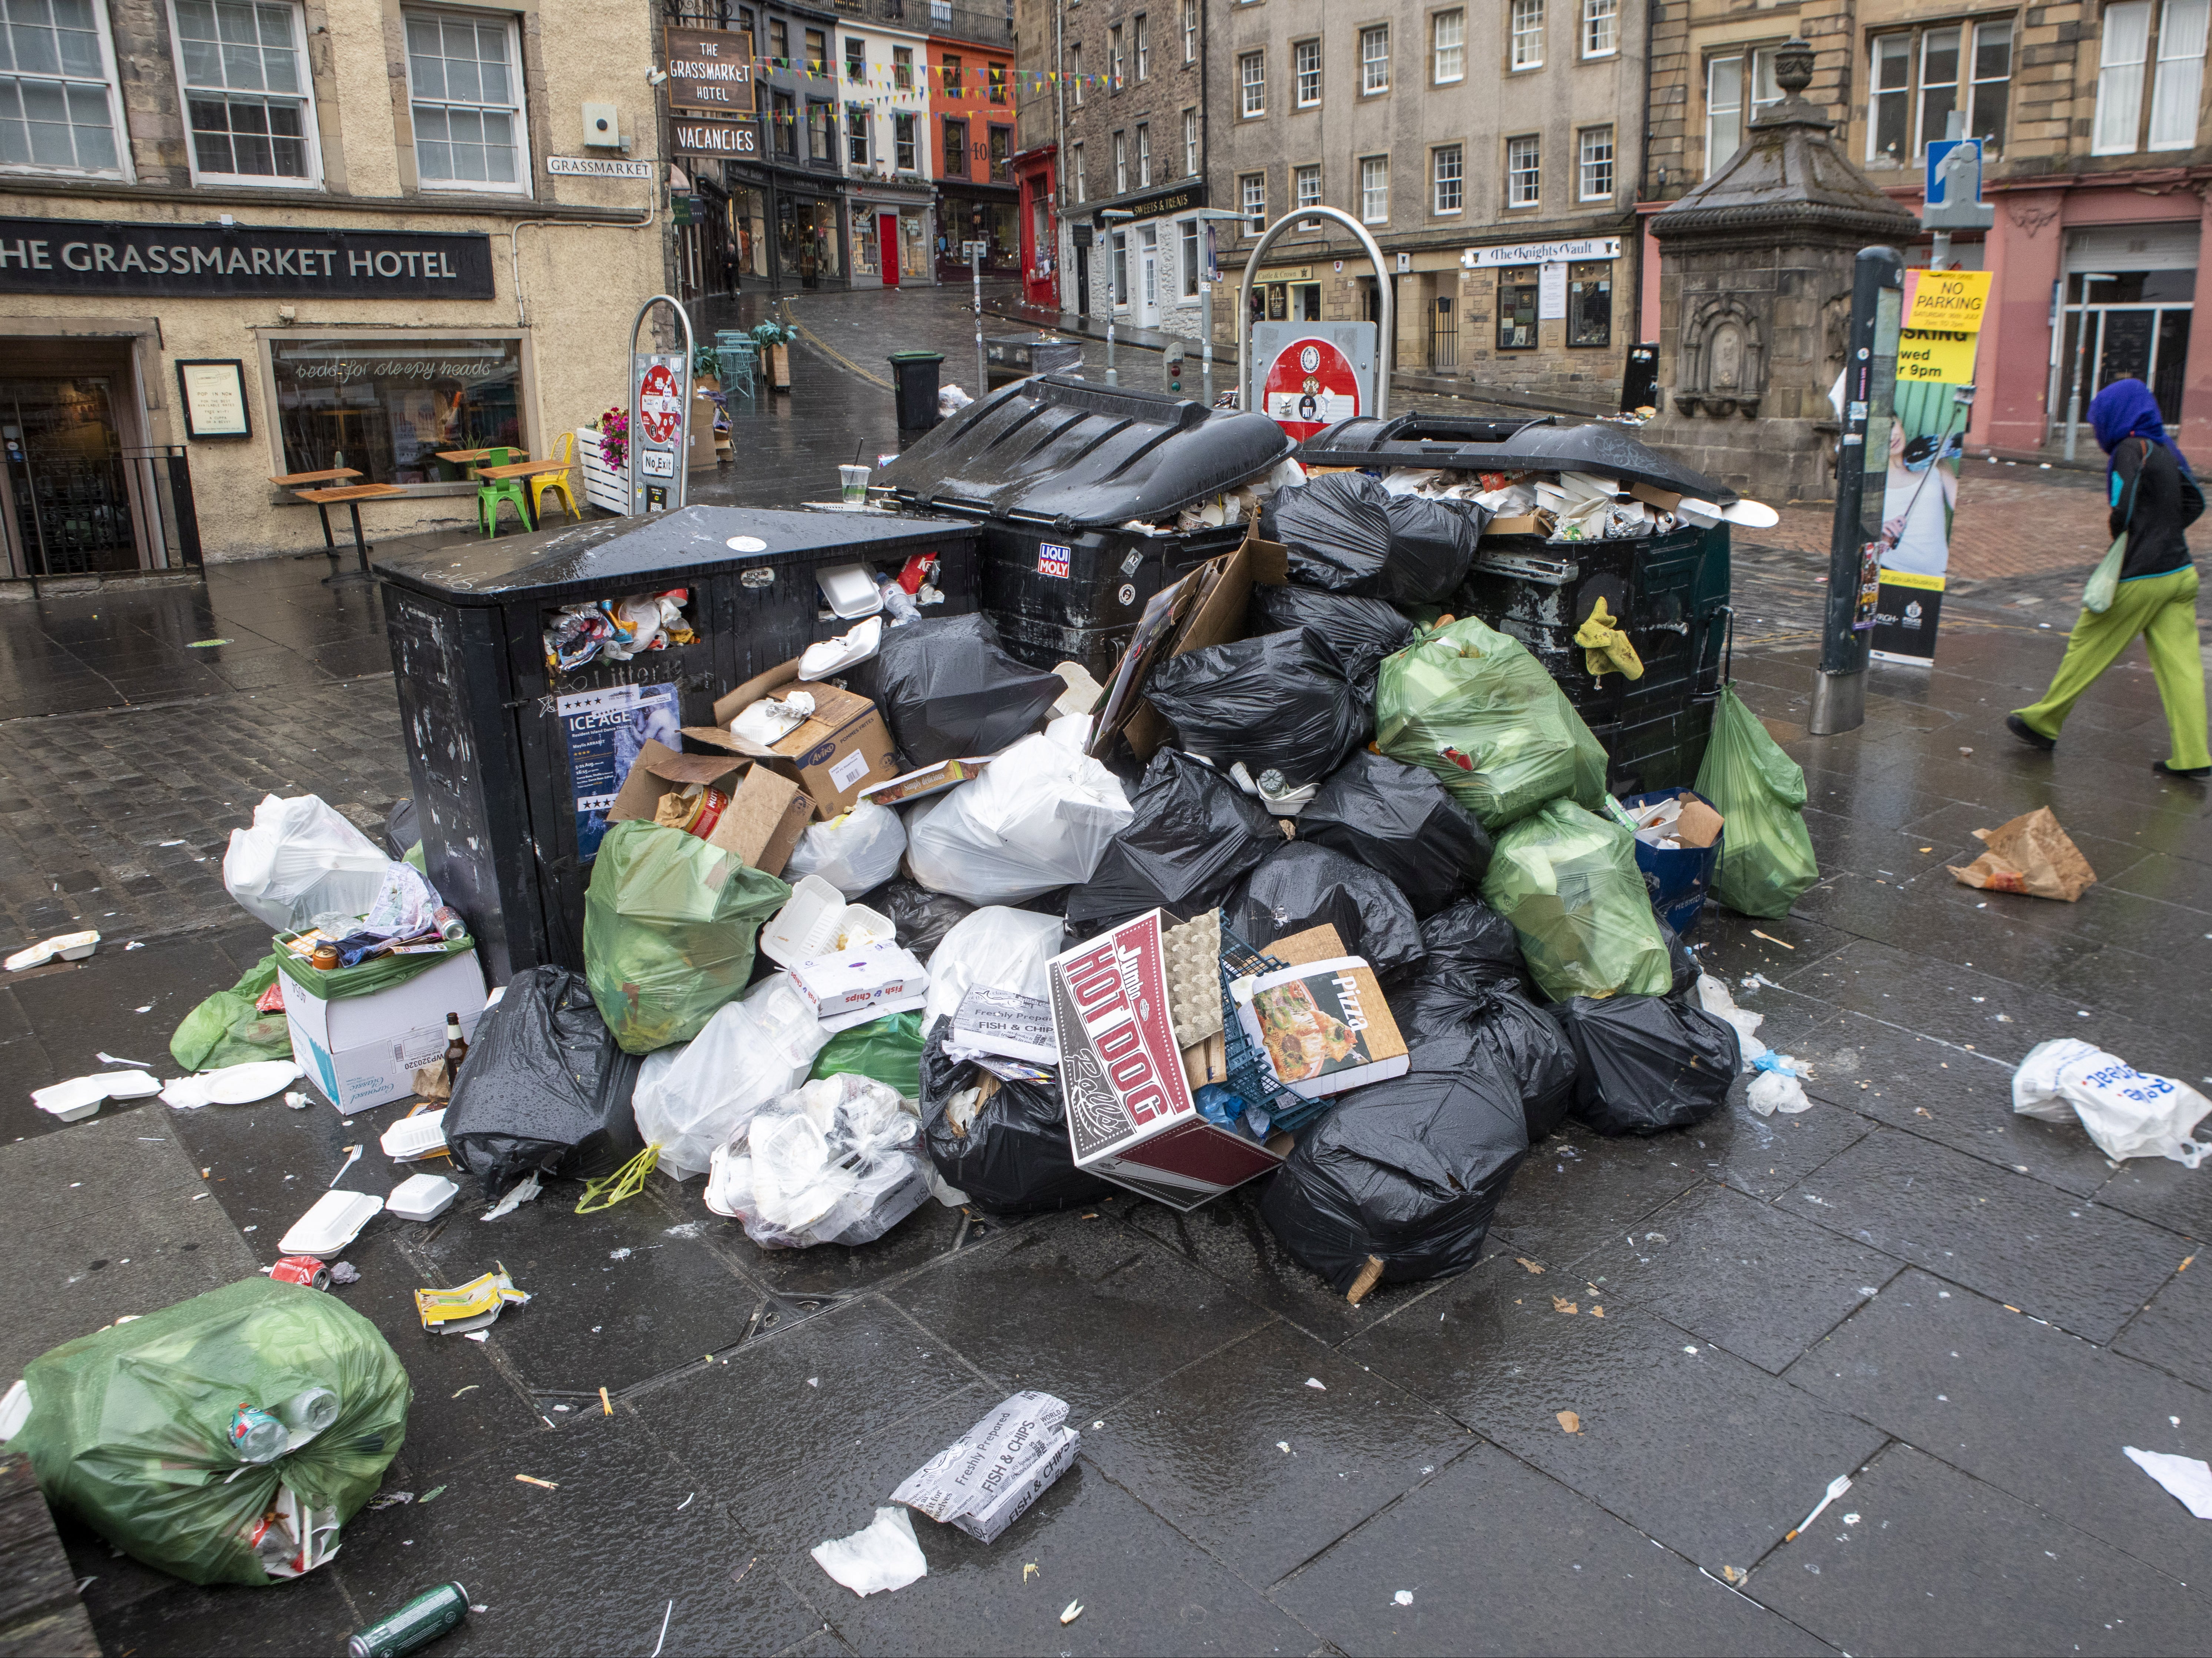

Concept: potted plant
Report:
left=752, top=318, right=796, bottom=391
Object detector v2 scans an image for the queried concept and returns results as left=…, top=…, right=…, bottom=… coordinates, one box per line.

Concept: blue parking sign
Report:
left=1925, top=138, right=1981, bottom=209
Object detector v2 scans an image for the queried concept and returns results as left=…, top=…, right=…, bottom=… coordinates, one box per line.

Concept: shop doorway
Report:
left=1428, top=293, right=1459, bottom=371
left=1136, top=227, right=1160, bottom=329
left=2050, top=223, right=2198, bottom=442
left=880, top=214, right=901, bottom=286
left=2, top=375, right=137, bottom=576
left=1074, top=241, right=1091, bottom=316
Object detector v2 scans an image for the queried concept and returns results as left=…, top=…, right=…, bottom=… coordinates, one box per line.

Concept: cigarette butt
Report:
left=515, top=1474, right=558, bottom=1489
left=600, top=1386, right=613, bottom=1417
left=1751, top=929, right=1796, bottom=949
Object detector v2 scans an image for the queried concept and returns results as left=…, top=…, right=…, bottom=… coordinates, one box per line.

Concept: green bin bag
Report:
left=1375, top=617, right=1608, bottom=829
left=1694, top=685, right=1819, bottom=919
left=583, top=819, right=791, bottom=1054
left=271, top=932, right=476, bottom=1002
left=809, top=1009, right=927, bottom=1100
left=1481, top=797, right=1672, bottom=1002
left=169, top=954, right=293, bottom=1072
left=17, top=1277, right=411, bottom=1587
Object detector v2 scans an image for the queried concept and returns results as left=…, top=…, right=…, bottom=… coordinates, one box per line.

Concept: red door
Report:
left=880, top=214, right=901, bottom=287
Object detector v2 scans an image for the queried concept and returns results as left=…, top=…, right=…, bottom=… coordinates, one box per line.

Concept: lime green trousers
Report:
left=2014, top=565, right=2209, bottom=770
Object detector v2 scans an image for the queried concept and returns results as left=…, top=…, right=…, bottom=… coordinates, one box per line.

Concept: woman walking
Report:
left=2008, top=377, right=2210, bottom=778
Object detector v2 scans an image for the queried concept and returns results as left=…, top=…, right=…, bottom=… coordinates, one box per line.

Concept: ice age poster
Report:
left=560, top=682, right=680, bottom=860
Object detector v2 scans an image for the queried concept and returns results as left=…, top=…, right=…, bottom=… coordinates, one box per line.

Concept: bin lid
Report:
left=372, top=505, right=972, bottom=605
left=876, top=373, right=1295, bottom=528
left=1297, top=413, right=1739, bottom=504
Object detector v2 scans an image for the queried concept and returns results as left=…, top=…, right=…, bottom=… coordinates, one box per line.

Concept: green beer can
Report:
left=347, top=1580, right=469, bottom=1658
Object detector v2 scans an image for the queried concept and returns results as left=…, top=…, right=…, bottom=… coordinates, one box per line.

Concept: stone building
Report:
left=0, top=0, right=665, bottom=568
left=927, top=12, right=1018, bottom=281
left=1641, top=0, right=2212, bottom=457
left=1206, top=0, right=1648, bottom=409
left=1010, top=0, right=1062, bottom=305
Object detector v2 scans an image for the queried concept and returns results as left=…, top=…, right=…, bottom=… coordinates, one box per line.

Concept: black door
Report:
left=1, top=377, right=137, bottom=576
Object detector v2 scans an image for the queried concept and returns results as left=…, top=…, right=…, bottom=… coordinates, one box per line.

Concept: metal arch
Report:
left=628, top=293, right=696, bottom=514
left=1234, top=208, right=1394, bottom=421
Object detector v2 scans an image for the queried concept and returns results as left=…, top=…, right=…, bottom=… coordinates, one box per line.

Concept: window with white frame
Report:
left=1506, top=133, right=1539, bottom=205
left=1070, top=137, right=1084, bottom=199
left=1510, top=0, right=1543, bottom=68
left=1294, top=37, right=1320, bottom=105
left=1182, top=0, right=1197, bottom=61
left=1135, top=13, right=1149, bottom=78
left=1182, top=106, right=1197, bottom=174
left=1869, top=21, right=2012, bottom=163
left=0, top=0, right=127, bottom=172
left=1240, top=49, right=1265, bottom=114
left=1241, top=169, right=1266, bottom=231
left=1113, top=127, right=1126, bottom=190
left=1432, top=9, right=1464, bottom=81
left=173, top=0, right=313, bottom=182
left=1361, top=24, right=1389, bottom=91
left=847, top=101, right=868, bottom=164
left=1182, top=217, right=1200, bottom=293
left=1582, top=0, right=1615, bottom=56
left=1432, top=142, right=1462, bottom=212
left=1070, top=41, right=1083, bottom=103
left=405, top=11, right=526, bottom=189
left=1578, top=124, right=1612, bottom=198
left=1137, top=121, right=1150, bottom=184
left=1110, top=23, right=1124, bottom=87
left=895, top=110, right=915, bottom=168
left=2096, top=0, right=2208, bottom=153
left=1359, top=153, right=1388, bottom=221
left=1295, top=160, right=1320, bottom=218
left=1704, top=46, right=1778, bottom=176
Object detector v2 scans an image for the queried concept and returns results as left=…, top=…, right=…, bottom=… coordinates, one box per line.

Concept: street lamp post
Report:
left=1187, top=207, right=1249, bottom=405
left=1096, top=208, right=1134, bottom=385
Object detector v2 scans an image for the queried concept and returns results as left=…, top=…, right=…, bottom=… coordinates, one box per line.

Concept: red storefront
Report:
left=1016, top=146, right=1060, bottom=310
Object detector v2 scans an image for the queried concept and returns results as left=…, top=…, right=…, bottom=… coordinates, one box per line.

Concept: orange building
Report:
left=928, top=26, right=1019, bottom=279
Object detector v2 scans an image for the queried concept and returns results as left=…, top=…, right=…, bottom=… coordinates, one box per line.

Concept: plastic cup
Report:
left=839, top=464, right=869, bottom=504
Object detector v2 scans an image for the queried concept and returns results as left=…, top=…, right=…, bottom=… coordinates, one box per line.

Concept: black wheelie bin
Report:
left=874, top=374, right=1296, bottom=679
left=373, top=505, right=977, bottom=982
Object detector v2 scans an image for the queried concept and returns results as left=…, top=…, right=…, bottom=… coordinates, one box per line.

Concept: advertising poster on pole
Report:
left=1871, top=268, right=1991, bottom=663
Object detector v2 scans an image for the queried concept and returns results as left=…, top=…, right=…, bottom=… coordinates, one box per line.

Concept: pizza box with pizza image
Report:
left=1230, top=955, right=1409, bottom=1100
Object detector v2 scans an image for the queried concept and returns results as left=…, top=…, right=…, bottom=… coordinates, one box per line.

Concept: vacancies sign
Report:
left=0, top=218, right=496, bottom=299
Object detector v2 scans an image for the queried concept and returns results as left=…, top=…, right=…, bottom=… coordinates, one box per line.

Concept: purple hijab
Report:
left=2088, top=377, right=2190, bottom=482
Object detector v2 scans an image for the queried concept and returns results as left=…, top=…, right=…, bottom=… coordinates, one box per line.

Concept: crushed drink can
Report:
left=228, top=1404, right=286, bottom=1463
left=269, top=1254, right=330, bottom=1291
left=431, top=906, right=466, bottom=941
left=347, top=1581, right=470, bottom=1658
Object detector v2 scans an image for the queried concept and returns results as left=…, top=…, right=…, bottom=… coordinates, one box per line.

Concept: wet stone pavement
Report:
left=0, top=416, right=2209, bottom=1657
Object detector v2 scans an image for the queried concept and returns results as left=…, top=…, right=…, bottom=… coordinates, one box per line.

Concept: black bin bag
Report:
left=846, top=613, right=1065, bottom=768
left=1145, top=629, right=1368, bottom=789
left=1397, top=953, right=1578, bottom=1143
left=1224, top=840, right=1426, bottom=979
left=1417, top=898, right=1527, bottom=995
left=1065, top=749, right=1281, bottom=933
left=447, top=966, right=644, bottom=1199
left=920, top=1020, right=1115, bottom=1214
left=1259, top=1043, right=1530, bottom=1296
left=1557, top=994, right=1739, bottom=1136
left=864, top=877, right=976, bottom=964
left=1248, top=586, right=1417, bottom=687
left=1261, top=473, right=1484, bottom=605
left=1300, top=752, right=1493, bottom=917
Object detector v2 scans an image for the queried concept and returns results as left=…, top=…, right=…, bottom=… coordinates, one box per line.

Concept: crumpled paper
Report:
left=1947, top=807, right=2096, bottom=902
left=813, top=1505, right=928, bottom=1596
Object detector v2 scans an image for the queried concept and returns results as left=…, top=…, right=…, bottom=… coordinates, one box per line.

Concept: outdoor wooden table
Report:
left=434, top=447, right=527, bottom=481
left=270, top=467, right=363, bottom=549
left=472, top=458, right=567, bottom=481
left=293, top=482, right=410, bottom=585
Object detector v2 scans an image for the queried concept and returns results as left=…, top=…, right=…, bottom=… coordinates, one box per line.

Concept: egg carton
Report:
left=1161, top=909, right=1224, bottom=1050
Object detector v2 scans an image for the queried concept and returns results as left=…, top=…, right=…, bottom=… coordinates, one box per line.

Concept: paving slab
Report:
left=2115, top=1256, right=2212, bottom=1385
left=1075, top=1320, right=1475, bottom=1588
left=1746, top=1441, right=2211, bottom=1657
left=1581, top=1181, right=1900, bottom=1373
left=1342, top=1255, right=1889, bottom=1573
left=2095, top=1150, right=2212, bottom=1240
left=1271, top=1442, right=1835, bottom=1657
left=1691, top=1097, right=1875, bottom=1201
left=1488, top=1124, right=1708, bottom=1270
left=1779, top=1128, right=2186, bottom=1343
left=1787, top=1268, right=2212, bottom=1582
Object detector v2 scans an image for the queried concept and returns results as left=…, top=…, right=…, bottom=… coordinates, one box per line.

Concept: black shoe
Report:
left=2006, top=713, right=2056, bottom=752
left=2153, top=760, right=2212, bottom=779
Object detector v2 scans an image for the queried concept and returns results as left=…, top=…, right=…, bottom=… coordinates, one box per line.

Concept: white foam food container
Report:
left=278, top=1190, right=384, bottom=1256
left=380, top=1107, right=449, bottom=1161
left=761, top=875, right=897, bottom=968
left=815, top=564, right=884, bottom=620
left=386, top=1172, right=458, bottom=1223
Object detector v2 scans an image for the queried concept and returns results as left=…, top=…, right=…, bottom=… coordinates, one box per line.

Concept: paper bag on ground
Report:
left=1946, top=807, right=2096, bottom=902
left=891, top=1390, right=1080, bottom=1544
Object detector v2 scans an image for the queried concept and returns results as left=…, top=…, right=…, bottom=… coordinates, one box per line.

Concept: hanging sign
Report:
left=664, top=27, right=755, bottom=114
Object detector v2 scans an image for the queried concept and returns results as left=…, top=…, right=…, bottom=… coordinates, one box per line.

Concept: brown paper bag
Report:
left=1945, top=807, right=2096, bottom=902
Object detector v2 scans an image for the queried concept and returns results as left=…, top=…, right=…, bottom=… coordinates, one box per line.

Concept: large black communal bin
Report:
left=1298, top=413, right=1736, bottom=794
left=373, top=505, right=978, bottom=982
left=875, top=374, right=1294, bottom=679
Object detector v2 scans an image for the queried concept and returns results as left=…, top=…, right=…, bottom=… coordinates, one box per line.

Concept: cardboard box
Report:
left=687, top=658, right=900, bottom=814
left=1048, top=909, right=1283, bottom=1210
left=1088, top=527, right=1289, bottom=766
left=788, top=942, right=929, bottom=1019
left=1629, top=481, right=1685, bottom=514
left=286, top=947, right=488, bottom=1112
left=606, top=739, right=812, bottom=877
left=1482, top=513, right=1549, bottom=538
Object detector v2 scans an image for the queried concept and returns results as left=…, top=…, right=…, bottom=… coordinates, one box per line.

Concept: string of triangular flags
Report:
left=676, top=55, right=1124, bottom=91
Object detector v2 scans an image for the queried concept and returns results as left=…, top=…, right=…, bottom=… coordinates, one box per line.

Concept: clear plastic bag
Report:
left=905, top=734, right=1132, bottom=905
left=784, top=802, right=908, bottom=898
left=222, top=794, right=394, bottom=931
left=1694, top=685, right=1818, bottom=919
left=703, top=1074, right=932, bottom=1248
left=1375, top=618, right=1608, bottom=829
left=631, top=976, right=831, bottom=1177
left=1480, top=798, right=1673, bottom=1003
left=920, top=905, right=1063, bottom=1032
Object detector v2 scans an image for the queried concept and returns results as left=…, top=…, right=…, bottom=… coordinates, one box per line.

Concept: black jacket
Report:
left=2109, top=437, right=2204, bottom=581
